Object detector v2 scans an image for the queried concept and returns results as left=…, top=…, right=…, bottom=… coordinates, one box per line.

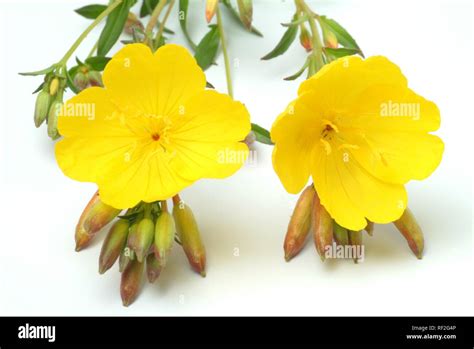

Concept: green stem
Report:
left=154, top=0, right=176, bottom=46
left=144, top=0, right=167, bottom=46
left=59, top=0, right=123, bottom=65
left=297, top=0, right=324, bottom=74
left=216, top=5, right=233, bottom=98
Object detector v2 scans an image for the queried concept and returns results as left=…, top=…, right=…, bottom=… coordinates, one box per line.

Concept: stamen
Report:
left=320, top=139, right=332, bottom=155
left=151, top=133, right=160, bottom=141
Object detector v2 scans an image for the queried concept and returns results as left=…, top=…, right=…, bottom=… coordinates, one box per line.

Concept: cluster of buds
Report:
left=75, top=191, right=206, bottom=306
left=73, top=65, right=103, bottom=92
left=284, top=185, right=424, bottom=263
left=34, top=75, right=65, bottom=140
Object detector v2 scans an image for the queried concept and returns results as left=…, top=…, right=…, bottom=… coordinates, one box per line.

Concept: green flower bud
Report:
left=153, top=210, right=175, bottom=268
left=333, top=222, right=349, bottom=246
left=34, top=90, right=51, bottom=128
left=128, top=217, right=154, bottom=263
left=99, top=219, right=130, bottom=274
left=172, top=198, right=206, bottom=277
left=47, top=99, right=61, bottom=140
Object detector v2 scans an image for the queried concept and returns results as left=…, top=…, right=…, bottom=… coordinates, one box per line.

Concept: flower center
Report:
left=151, top=132, right=160, bottom=141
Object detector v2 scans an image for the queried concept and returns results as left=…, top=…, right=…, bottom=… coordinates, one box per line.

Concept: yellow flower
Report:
left=55, top=44, right=250, bottom=209
left=271, top=56, right=444, bottom=231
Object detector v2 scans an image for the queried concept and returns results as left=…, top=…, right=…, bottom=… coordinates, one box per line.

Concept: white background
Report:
left=0, top=0, right=472, bottom=315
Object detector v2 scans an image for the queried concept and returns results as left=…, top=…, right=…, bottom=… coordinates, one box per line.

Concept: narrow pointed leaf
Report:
left=74, top=4, right=108, bottom=19
left=261, top=19, right=298, bottom=60
left=251, top=123, right=273, bottom=145
left=194, top=25, right=220, bottom=70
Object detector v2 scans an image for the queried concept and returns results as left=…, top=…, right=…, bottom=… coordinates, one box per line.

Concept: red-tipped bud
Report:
left=299, top=25, right=313, bottom=52
left=75, top=191, right=121, bottom=251
left=393, top=208, right=424, bottom=259
left=99, top=219, right=130, bottom=274
left=205, top=0, right=218, bottom=23
left=284, top=185, right=315, bottom=261
left=311, top=191, right=333, bottom=261
left=124, top=12, right=144, bottom=35
left=146, top=253, right=162, bottom=283
left=172, top=197, right=206, bottom=277
left=120, top=258, right=144, bottom=307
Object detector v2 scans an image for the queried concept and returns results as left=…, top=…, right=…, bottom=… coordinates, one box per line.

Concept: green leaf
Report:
left=324, top=47, right=361, bottom=60
left=32, top=82, right=45, bottom=94
left=139, top=0, right=158, bottom=17
left=74, top=4, right=107, bottom=19
left=284, top=58, right=309, bottom=81
left=179, top=0, right=197, bottom=50
left=251, top=123, right=273, bottom=145
left=222, top=0, right=263, bottom=37
left=97, top=0, right=136, bottom=56
left=85, top=56, right=111, bottom=71
left=194, top=25, right=220, bottom=70
left=19, top=65, right=55, bottom=76
left=318, top=15, right=363, bottom=55
left=281, top=15, right=309, bottom=27
left=261, top=17, right=298, bottom=60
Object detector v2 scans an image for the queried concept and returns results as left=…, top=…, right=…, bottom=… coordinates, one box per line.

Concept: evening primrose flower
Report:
left=55, top=43, right=251, bottom=209
left=272, top=55, right=443, bottom=232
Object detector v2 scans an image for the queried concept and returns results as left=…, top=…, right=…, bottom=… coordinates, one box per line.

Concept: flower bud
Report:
left=73, top=71, right=89, bottom=91
left=154, top=210, right=175, bottom=268
left=146, top=253, right=161, bottom=283
left=34, top=90, right=51, bottom=128
left=323, top=28, right=338, bottom=48
left=49, top=77, right=59, bottom=96
left=237, top=0, right=253, bottom=30
left=87, top=71, right=103, bottom=87
left=365, top=221, right=374, bottom=236
left=205, top=0, right=218, bottom=23
left=99, top=219, right=130, bottom=274
left=333, top=222, right=349, bottom=246
left=393, top=208, right=424, bottom=259
left=128, top=217, right=154, bottom=263
left=119, top=246, right=134, bottom=272
left=124, top=12, right=144, bottom=35
left=311, top=192, right=333, bottom=261
left=243, top=131, right=256, bottom=147
left=284, top=185, right=315, bottom=261
left=348, top=230, right=363, bottom=263
left=75, top=191, right=121, bottom=251
left=299, top=25, right=313, bottom=52
left=47, top=100, right=61, bottom=140
left=120, top=258, right=144, bottom=307
left=172, top=198, right=206, bottom=277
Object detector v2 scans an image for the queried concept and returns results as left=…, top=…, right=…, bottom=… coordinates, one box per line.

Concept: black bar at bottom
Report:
left=0, top=316, right=472, bottom=347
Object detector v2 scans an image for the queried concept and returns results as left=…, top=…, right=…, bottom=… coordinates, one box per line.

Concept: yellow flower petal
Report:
left=168, top=90, right=251, bottom=180
left=102, top=43, right=206, bottom=116
left=312, top=146, right=407, bottom=231
left=271, top=101, right=320, bottom=193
